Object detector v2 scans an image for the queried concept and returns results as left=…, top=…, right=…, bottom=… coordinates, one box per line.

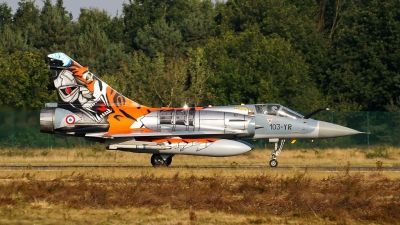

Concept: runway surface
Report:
left=1, top=165, right=399, bottom=172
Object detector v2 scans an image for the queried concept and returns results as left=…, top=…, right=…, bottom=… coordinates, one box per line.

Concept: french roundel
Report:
left=65, top=115, right=76, bottom=125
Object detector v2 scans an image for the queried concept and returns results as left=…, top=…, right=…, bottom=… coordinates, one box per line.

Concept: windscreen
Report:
left=277, top=107, right=304, bottom=119
left=255, top=104, right=281, bottom=115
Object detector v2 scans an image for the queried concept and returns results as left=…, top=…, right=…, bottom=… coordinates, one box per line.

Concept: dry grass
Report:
left=0, top=145, right=399, bottom=168
left=1, top=146, right=400, bottom=224
left=1, top=166, right=400, bottom=181
left=0, top=170, right=399, bottom=224
left=0, top=204, right=333, bottom=225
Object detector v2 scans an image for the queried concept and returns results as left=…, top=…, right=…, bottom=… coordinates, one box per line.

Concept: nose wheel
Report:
left=269, top=159, right=278, bottom=167
left=269, top=139, right=285, bottom=167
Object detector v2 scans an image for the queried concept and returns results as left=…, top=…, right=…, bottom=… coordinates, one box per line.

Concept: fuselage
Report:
left=41, top=52, right=363, bottom=165
left=41, top=103, right=361, bottom=141
left=202, top=104, right=361, bottom=139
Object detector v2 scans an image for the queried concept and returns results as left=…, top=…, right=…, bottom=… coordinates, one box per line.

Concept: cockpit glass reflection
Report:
left=278, top=107, right=303, bottom=119
left=255, top=104, right=281, bottom=115
left=255, top=104, right=303, bottom=119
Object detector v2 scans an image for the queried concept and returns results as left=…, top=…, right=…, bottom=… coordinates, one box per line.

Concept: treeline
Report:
left=0, top=0, right=399, bottom=111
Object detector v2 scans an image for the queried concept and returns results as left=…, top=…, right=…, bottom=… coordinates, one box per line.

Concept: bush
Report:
left=365, top=146, right=390, bottom=159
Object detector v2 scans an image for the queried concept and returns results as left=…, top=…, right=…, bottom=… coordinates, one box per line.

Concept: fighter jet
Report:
left=40, top=53, right=363, bottom=167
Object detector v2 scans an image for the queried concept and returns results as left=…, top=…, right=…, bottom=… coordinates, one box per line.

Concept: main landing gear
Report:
left=269, top=139, right=285, bottom=167
left=151, top=154, right=173, bottom=167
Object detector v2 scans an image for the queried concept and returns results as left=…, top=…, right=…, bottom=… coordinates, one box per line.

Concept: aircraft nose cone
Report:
left=318, top=121, right=363, bottom=138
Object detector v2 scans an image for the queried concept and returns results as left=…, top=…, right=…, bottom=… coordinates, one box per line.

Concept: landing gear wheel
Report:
left=269, top=159, right=278, bottom=167
left=151, top=154, right=166, bottom=167
left=150, top=154, right=173, bottom=167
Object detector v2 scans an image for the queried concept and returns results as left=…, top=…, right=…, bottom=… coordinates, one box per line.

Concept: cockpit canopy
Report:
left=254, top=104, right=303, bottom=119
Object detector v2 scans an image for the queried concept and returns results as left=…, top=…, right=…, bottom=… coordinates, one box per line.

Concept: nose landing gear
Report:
left=269, top=139, right=285, bottom=167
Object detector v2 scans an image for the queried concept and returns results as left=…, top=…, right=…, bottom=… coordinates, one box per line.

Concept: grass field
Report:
left=0, top=146, right=400, bottom=224
left=1, top=144, right=399, bottom=167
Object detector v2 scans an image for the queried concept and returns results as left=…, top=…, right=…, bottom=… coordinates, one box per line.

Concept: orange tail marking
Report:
left=106, top=86, right=156, bottom=134
left=67, top=62, right=95, bottom=92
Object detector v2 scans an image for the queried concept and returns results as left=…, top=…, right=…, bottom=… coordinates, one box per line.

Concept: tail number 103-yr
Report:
left=270, top=124, right=292, bottom=130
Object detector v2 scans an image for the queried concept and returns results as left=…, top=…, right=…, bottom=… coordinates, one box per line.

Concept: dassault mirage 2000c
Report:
left=40, top=52, right=363, bottom=167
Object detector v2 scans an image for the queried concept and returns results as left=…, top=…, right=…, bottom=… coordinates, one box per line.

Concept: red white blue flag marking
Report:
left=65, top=115, right=76, bottom=125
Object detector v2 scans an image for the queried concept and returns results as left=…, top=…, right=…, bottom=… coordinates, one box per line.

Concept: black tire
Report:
left=151, top=154, right=165, bottom=166
left=269, top=159, right=278, bottom=167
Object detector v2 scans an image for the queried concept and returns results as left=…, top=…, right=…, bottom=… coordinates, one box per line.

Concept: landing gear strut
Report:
left=269, top=139, right=285, bottom=167
left=151, top=154, right=173, bottom=167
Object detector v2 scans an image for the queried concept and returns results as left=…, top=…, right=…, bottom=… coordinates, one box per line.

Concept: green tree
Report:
left=12, top=0, right=41, bottom=50
left=0, top=2, right=12, bottom=28
left=186, top=47, right=213, bottom=106
left=123, top=0, right=170, bottom=49
left=102, top=51, right=188, bottom=107
left=134, top=18, right=184, bottom=58
left=0, top=25, right=31, bottom=53
left=78, top=8, right=111, bottom=32
left=205, top=28, right=324, bottom=110
left=66, top=8, right=130, bottom=77
left=327, top=0, right=400, bottom=110
left=316, top=0, right=351, bottom=39
left=216, top=0, right=329, bottom=105
left=123, top=0, right=207, bottom=50
left=34, top=0, right=73, bottom=51
left=77, top=7, right=125, bottom=44
left=13, top=0, right=41, bottom=29
left=108, top=15, right=125, bottom=44
left=150, top=55, right=188, bottom=107
left=0, top=50, right=56, bottom=109
left=179, top=0, right=216, bottom=49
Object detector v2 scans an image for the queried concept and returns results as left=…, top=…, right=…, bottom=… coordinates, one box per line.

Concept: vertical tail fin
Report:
left=47, top=52, right=153, bottom=133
